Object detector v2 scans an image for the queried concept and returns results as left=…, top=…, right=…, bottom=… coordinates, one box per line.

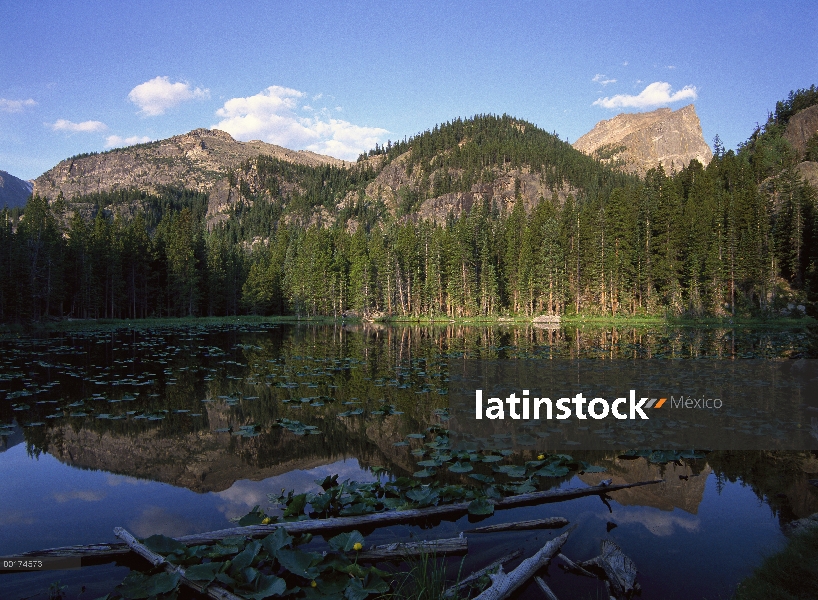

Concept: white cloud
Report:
left=0, top=98, right=36, bottom=113
left=49, top=119, right=108, bottom=133
left=105, top=134, right=151, bottom=148
left=593, top=81, right=697, bottom=109
left=128, top=76, right=209, bottom=116
left=213, top=85, right=388, bottom=160
left=592, top=74, right=617, bottom=86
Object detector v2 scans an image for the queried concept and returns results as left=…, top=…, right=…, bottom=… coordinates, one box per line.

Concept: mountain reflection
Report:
left=1, top=322, right=817, bottom=518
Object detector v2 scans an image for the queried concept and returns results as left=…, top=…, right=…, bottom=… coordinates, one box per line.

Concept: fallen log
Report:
left=534, top=575, right=559, bottom=600
left=472, top=527, right=574, bottom=600
left=358, top=536, right=467, bottom=561
left=442, top=549, right=523, bottom=597
left=556, top=552, right=597, bottom=578
left=114, top=527, right=242, bottom=600
left=6, top=479, right=662, bottom=562
left=465, top=517, right=568, bottom=534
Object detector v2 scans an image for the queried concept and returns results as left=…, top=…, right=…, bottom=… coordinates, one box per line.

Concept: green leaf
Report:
left=416, top=459, right=442, bottom=468
left=534, top=465, right=570, bottom=477
left=207, top=544, right=240, bottom=558
left=283, top=493, right=308, bottom=517
left=494, top=464, right=527, bottom=478
left=239, top=509, right=267, bottom=526
left=242, top=567, right=259, bottom=585
left=244, top=574, right=287, bottom=599
left=261, top=528, right=293, bottom=556
left=413, top=469, right=435, bottom=478
left=328, top=530, right=365, bottom=552
left=276, top=548, right=320, bottom=578
left=118, top=571, right=180, bottom=599
left=316, top=570, right=352, bottom=595
left=184, top=562, right=221, bottom=583
left=143, top=534, right=186, bottom=555
left=468, top=498, right=495, bottom=515
left=482, top=455, right=504, bottom=463
left=230, top=540, right=261, bottom=573
left=448, top=461, right=473, bottom=473
left=316, top=474, right=339, bottom=490
left=344, top=576, right=390, bottom=600
left=214, top=572, right=236, bottom=586
left=469, top=473, right=495, bottom=483
left=405, top=488, right=439, bottom=507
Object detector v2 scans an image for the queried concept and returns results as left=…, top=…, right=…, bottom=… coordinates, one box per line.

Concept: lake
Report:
left=1, top=321, right=817, bottom=599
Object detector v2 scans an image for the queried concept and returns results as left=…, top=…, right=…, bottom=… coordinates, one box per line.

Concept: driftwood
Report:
left=114, top=527, right=242, bottom=600
left=465, top=517, right=568, bottom=534
left=6, top=479, right=662, bottom=562
left=579, top=540, right=638, bottom=600
left=358, top=536, right=467, bottom=561
left=556, top=552, right=596, bottom=578
left=442, top=549, right=523, bottom=597
left=472, top=527, right=574, bottom=600
left=534, top=576, right=559, bottom=600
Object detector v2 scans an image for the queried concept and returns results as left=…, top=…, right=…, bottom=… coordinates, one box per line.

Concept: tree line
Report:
left=2, top=94, right=816, bottom=322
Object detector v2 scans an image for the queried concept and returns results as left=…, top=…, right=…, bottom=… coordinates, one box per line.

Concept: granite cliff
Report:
left=784, top=104, right=818, bottom=157
left=573, top=104, right=712, bottom=176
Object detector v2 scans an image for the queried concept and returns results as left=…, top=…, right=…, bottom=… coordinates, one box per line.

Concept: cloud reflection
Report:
left=53, top=489, right=106, bottom=503
left=128, top=506, right=199, bottom=538
left=214, top=458, right=375, bottom=520
left=611, top=508, right=700, bottom=536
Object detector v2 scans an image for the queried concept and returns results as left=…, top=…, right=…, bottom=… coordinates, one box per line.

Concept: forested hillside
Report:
left=2, top=93, right=817, bottom=322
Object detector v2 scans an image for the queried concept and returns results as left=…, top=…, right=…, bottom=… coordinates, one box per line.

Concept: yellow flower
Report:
left=537, top=454, right=545, bottom=460
left=353, top=542, right=363, bottom=551
left=261, top=517, right=272, bottom=524
left=310, top=581, right=317, bottom=588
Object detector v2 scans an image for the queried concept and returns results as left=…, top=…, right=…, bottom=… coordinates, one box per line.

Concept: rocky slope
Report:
left=0, top=169, right=33, bottom=208
left=32, top=128, right=349, bottom=209
left=573, top=104, right=712, bottom=176
left=351, top=152, right=579, bottom=226
left=784, top=104, right=818, bottom=157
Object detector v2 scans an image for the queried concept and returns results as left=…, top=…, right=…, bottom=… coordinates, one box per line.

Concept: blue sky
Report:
left=1, top=1, right=816, bottom=180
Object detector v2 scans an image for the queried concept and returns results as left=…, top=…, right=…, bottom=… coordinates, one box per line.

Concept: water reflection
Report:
left=1, top=322, right=818, bottom=598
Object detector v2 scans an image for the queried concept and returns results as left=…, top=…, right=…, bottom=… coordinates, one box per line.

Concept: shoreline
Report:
left=1, top=313, right=814, bottom=334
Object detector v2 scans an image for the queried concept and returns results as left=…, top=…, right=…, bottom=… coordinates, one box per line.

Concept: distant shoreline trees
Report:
left=2, top=96, right=816, bottom=322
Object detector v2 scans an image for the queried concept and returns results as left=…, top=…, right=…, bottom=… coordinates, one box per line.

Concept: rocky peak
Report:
left=573, top=104, right=712, bottom=176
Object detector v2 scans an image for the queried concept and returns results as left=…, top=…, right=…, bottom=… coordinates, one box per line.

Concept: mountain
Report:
left=0, top=170, right=33, bottom=208
left=572, top=104, right=712, bottom=176
left=32, top=128, right=350, bottom=218
left=784, top=104, right=818, bottom=156
left=32, top=116, right=633, bottom=228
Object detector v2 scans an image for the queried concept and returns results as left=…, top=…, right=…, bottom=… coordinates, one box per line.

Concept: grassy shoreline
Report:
left=1, top=313, right=814, bottom=334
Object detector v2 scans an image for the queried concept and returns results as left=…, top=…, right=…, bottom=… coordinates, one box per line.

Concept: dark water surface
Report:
left=1, top=322, right=818, bottom=599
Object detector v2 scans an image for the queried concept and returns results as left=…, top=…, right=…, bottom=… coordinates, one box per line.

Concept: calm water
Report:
left=1, top=322, right=817, bottom=599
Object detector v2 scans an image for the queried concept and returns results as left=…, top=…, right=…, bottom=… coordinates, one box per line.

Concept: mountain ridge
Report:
left=32, top=128, right=350, bottom=205
left=0, top=170, right=33, bottom=208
